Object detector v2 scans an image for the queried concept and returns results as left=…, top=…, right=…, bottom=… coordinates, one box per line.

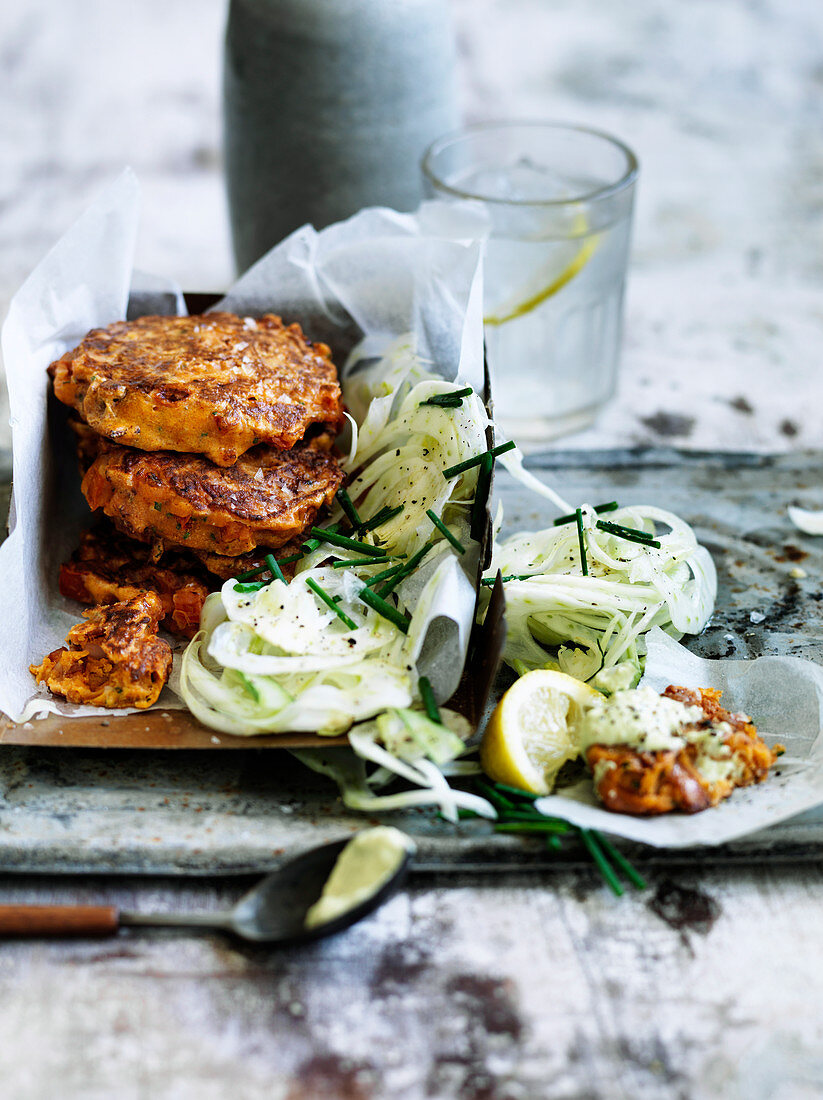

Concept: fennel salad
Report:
left=180, top=337, right=717, bottom=823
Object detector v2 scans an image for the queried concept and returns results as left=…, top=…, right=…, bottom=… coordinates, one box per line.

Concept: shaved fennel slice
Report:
left=789, top=505, right=823, bottom=536
left=488, top=502, right=715, bottom=676
left=220, top=571, right=396, bottom=659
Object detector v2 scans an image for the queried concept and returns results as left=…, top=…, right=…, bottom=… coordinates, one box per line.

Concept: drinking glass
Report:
left=422, top=122, right=638, bottom=441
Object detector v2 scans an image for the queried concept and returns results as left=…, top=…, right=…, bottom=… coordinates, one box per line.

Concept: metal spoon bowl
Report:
left=0, top=837, right=413, bottom=945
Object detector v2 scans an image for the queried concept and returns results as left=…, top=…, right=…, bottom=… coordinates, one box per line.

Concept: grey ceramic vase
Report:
left=223, top=0, right=459, bottom=273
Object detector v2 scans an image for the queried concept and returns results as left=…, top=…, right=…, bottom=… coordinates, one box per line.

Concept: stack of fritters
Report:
left=38, top=311, right=345, bottom=707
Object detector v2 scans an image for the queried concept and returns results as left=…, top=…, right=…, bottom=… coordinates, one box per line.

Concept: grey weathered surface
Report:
left=4, top=1, right=823, bottom=1097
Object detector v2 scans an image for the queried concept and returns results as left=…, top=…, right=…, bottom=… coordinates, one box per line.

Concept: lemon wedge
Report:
left=480, top=670, right=600, bottom=795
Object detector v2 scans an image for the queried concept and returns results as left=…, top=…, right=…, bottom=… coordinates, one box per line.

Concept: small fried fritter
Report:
left=81, top=440, right=343, bottom=557
left=49, top=312, right=344, bottom=466
left=60, top=526, right=211, bottom=638
left=30, top=593, right=172, bottom=709
left=586, top=686, right=783, bottom=816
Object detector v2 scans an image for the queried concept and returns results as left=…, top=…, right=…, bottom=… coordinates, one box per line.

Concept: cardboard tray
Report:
left=1, top=292, right=504, bottom=750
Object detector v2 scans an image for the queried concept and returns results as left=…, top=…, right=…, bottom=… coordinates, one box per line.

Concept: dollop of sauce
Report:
left=304, top=826, right=414, bottom=930
left=578, top=687, right=739, bottom=784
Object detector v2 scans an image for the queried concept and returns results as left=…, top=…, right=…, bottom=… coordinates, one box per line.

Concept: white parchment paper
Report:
left=535, top=628, right=823, bottom=847
left=0, top=173, right=485, bottom=723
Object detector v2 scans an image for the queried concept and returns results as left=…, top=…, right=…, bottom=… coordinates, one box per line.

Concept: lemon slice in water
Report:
left=483, top=211, right=599, bottom=327
left=480, top=670, right=600, bottom=795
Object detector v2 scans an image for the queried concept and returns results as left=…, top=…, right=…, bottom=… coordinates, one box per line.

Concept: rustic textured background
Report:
left=2, top=2, right=823, bottom=1098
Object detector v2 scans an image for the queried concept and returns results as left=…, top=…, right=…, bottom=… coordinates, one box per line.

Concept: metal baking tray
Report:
left=1, top=448, right=821, bottom=874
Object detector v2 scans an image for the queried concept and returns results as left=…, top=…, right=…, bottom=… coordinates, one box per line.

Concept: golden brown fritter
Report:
left=49, top=312, right=344, bottom=466
left=60, top=526, right=212, bottom=638
left=586, top=686, right=783, bottom=816
left=30, top=593, right=172, bottom=709
left=81, top=439, right=344, bottom=557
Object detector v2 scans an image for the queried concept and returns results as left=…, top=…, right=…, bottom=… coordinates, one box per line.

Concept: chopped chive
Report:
left=331, top=557, right=385, bottom=569
left=235, top=563, right=268, bottom=581
left=418, top=675, right=441, bottom=724
left=359, top=503, right=405, bottom=532
left=494, top=821, right=572, bottom=835
left=309, top=527, right=388, bottom=557
left=578, top=828, right=624, bottom=896
left=336, top=488, right=362, bottom=529
left=306, top=578, right=357, bottom=630
left=302, top=523, right=341, bottom=553
left=419, top=387, right=473, bottom=408
left=233, top=581, right=266, bottom=593
left=547, top=835, right=563, bottom=851
left=265, top=552, right=287, bottom=585
left=153, top=502, right=162, bottom=511
left=576, top=508, right=589, bottom=577
left=471, top=451, right=493, bottom=542
left=480, top=574, right=539, bottom=586
left=426, top=509, right=465, bottom=554
left=374, top=541, right=433, bottom=595
left=375, top=542, right=434, bottom=598
left=493, top=782, right=541, bottom=802
left=364, top=561, right=407, bottom=587
left=596, top=520, right=661, bottom=549
left=277, top=553, right=305, bottom=566
left=443, top=440, right=515, bottom=479
left=475, top=778, right=515, bottom=813
left=592, top=831, right=647, bottom=891
left=553, top=501, right=620, bottom=526
left=421, top=395, right=462, bottom=408
left=357, top=587, right=412, bottom=633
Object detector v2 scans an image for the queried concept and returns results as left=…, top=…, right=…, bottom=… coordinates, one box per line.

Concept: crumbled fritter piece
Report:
left=81, top=439, right=343, bottom=557
left=49, top=312, right=344, bottom=466
left=586, top=686, right=783, bottom=816
left=30, top=593, right=172, bottom=709
left=60, top=524, right=211, bottom=638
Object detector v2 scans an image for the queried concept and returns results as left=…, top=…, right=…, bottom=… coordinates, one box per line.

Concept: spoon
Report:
left=0, top=837, right=413, bottom=946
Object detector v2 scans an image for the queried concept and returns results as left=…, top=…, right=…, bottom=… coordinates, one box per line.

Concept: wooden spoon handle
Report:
left=0, top=905, right=120, bottom=937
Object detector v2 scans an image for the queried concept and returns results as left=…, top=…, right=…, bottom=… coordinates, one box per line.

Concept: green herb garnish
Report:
left=364, top=561, right=407, bottom=587
left=480, top=574, right=538, bottom=586
left=553, top=501, right=619, bottom=527
left=233, top=581, right=266, bottom=593
left=301, top=523, right=341, bottom=553
left=595, top=520, right=661, bottom=549
left=265, top=553, right=287, bottom=585
left=579, top=829, right=624, bottom=897
left=306, top=578, right=357, bottom=630
left=418, top=675, right=441, bottom=724
left=419, top=386, right=473, bottom=408
left=375, top=542, right=434, bottom=597
left=357, top=587, right=411, bottom=633
left=593, top=831, right=647, bottom=891
left=576, top=507, right=589, bottom=576
left=456, top=781, right=647, bottom=897
left=443, top=440, right=515, bottom=479
left=331, top=557, right=386, bottom=569
left=309, top=527, right=389, bottom=558
left=336, top=488, right=362, bottom=529
left=426, top=509, right=465, bottom=554
left=358, top=503, right=405, bottom=532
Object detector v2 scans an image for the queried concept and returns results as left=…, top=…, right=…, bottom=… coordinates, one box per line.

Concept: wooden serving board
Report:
left=0, top=709, right=348, bottom=750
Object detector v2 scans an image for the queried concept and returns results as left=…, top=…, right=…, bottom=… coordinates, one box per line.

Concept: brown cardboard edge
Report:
left=1, top=295, right=504, bottom=750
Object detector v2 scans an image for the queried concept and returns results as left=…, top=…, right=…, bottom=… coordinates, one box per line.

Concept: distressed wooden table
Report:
left=3, top=2, right=823, bottom=1098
